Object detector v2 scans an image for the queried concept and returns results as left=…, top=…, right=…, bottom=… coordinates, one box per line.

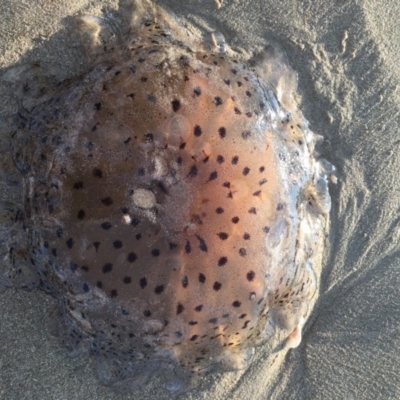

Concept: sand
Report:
left=1, top=0, right=400, bottom=399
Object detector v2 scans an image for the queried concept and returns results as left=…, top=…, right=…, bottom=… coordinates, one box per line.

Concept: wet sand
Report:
left=1, top=1, right=400, bottom=399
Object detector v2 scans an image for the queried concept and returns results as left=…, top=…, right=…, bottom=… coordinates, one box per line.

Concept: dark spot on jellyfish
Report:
left=239, top=314, right=247, bottom=319
left=172, top=100, right=181, bottom=112
left=243, top=233, right=250, bottom=240
left=216, top=155, right=224, bottom=164
left=83, top=283, right=90, bottom=293
left=124, top=137, right=132, bottom=144
left=199, top=273, right=206, bottom=283
left=223, top=181, right=230, bottom=188
left=145, top=133, right=154, bottom=142
left=213, top=282, right=222, bottom=291
left=209, top=318, right=218, bottom=324
left=70, top=261, right=78, bottom=272
left=115, top=70, right=121, bottom=76
left=185, top=240, right=191, bottom=254
left=253, top=190, right=261, bottom=196
left=231, top=69, right=237, bottom=74
left=126, top=93, right=135, bottom=99
left=232, top=216, right=239, bottom=224
left=218, top=127, right=226, bottom=138
left=193, top=87, right=201, bottom=97
left=277, top=203, right=284, bottom=211
left=203, top=155, right=209, bottom=163
left=184, top=75, right=189, bottom=81
left=247, top=271, right=255, bottom=281
left=96, top=281, right=103, bottom=289
left=113, top=240, right=123, bottom=249
left=93, top=241, right=100, bottom=252
left=169, top=242, right=178, bottom=250
left=232, top=301, right=241, bottom=308
left=135, top=233, right=142, bottom=240
left=182, top=276, right=189, bottom=288
left=131, top=218, right=140, bottom=227
left=194, top=125, right=202, bottom=137
left=188, top=165, right=198, bottom=178
left=140, top=277, right=147, bottom=288
left=234, top=107, right=242, bottom=115
left=66, top=238, right=74, bottom=249
left=127, top=252, right=137, bottom=263
left=73, top=181, right=84, bottom=190
left=101, top=197, right=113, bottom=206
left=218, top=257, right=228, bottom=266
left=138, top=167, right=145, bottom=176
left=217, top=232, right=228, bottom=240
left=246, top=112, right=252, bottom=118
left=190, top=335, right=198, bottom=341
left=177, top=303, right=184, bottom=315
left=51, top=248, right=57, bottom=257
left=263, top=226, right=270, bottom=233
left=123, top=276, right=132, bottom=284
left=195, top=305, right=203, bottom=312
left=77, top=209, right=86, bottom=220
left=155, top=285, right=164, bottom=294
left=259, top=178, right=267, bottom=186
left=141, top=77, right=148, bottom=82
left=298, top=140, right=303, bottom=145
left=93, top=168, right=103, bottom=178
left=214, top=96, right=223, bottom=106
left=94, top=102, right=102, bottom=110
left=237, top=81, right=243, bottom=87
left=242, top=321, right=250, bottom=329
left=239, top=248, right=246, bottom=257
left=243, top=167, right=250, bottom=175
left=144, top=310, right=152, bottom=317
left=278, top=153, right=285, bottom=161
left=216, top=207, right=224, bottom=214
left=224, top=79, right=230, bottom=85
left=208, top=171, right=217, bottom=181
left=101, top=222, right=112, bottom=230
left=248, top=207, right=257, bottom=214
left=110, top=289, right=118, bottom=298
left=176, top=156, right=183, bottom=165
left=242, top=131, right=251, bottom=139
left=196, top=235, right=208, bottom=252
left=151, top=249, right=160, bottom=257
left=232, top=156, right=239, bottom=165
left=102, top=263, right=113, bottom=273
left=259, top=166, right=265, bottom=172
left=245, top=91, right=252, bottom=97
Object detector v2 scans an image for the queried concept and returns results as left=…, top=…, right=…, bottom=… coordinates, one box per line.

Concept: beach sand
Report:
left=1, top=1, right=399, bottom=399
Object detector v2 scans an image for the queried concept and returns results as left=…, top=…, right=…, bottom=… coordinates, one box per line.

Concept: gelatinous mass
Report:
left=1, top=0, right=333, bottom=392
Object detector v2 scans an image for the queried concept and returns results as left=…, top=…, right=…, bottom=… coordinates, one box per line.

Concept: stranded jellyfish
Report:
left=0, top=0, right=334, bottom=393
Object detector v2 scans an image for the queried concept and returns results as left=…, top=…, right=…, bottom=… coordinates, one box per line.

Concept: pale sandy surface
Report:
left=1, top=0, right=400, bottom=399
